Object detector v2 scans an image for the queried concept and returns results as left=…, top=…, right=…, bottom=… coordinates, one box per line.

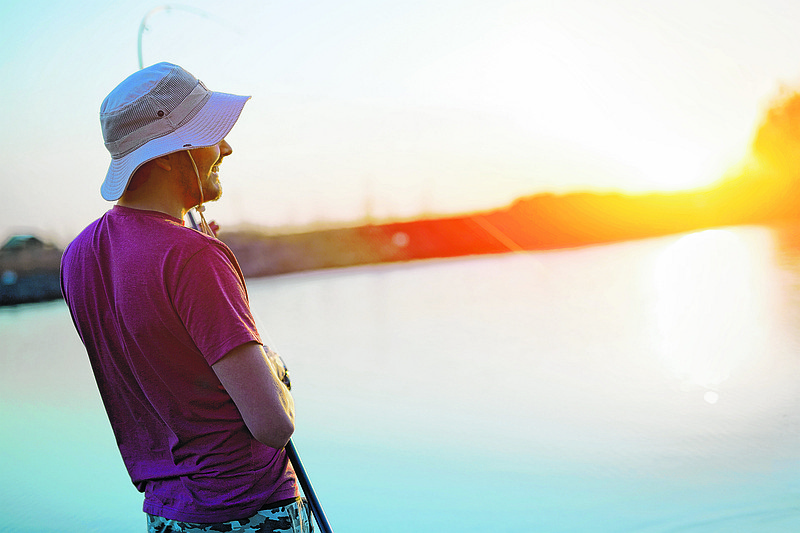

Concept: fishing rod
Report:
left=174, top=138, right=336, bottom=533
left=178, top=128, right=334, bottom=533
left=263, top=341, right=333, bottom=533
left=286, top=440, right=334, bottom=533
left=137, top=10, right=335, bottom=532
left=188, top=208, right=334, bottom=533
left=191, top=212, right=335, bottom=533
left=259, top=336, right=334, bottom=533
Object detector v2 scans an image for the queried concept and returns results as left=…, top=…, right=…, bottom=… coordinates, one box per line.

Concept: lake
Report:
left=2, top=225, right=800, bottom=532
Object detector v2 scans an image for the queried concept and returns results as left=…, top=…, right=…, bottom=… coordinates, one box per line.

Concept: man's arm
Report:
left=212, top=341, right=295, bottom=449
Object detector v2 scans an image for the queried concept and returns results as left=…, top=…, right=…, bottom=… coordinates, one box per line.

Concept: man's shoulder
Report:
left=185, top=233, right=240, bottom=268
left=63, top=208, right=238, bottom=265
left=63, top=212, right=107, bottom=256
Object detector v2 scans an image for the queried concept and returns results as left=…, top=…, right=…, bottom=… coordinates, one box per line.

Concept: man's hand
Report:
left=212, top=342, right=295, bottom=448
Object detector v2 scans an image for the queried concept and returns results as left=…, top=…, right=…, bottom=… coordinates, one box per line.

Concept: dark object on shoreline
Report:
left=0, top=235, right=63, bottom=306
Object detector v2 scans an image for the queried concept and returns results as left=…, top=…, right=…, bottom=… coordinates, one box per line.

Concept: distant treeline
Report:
left=3, top=173, right=800, bottom=306
left=220, top=171, right=800, bottom=279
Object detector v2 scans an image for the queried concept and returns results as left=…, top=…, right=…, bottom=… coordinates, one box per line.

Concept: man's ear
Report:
left=153, top=154, right=172, bottom=172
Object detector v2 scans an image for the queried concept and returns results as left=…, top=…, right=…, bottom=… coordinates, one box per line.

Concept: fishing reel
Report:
left=265, top=345, right=291, bottom=390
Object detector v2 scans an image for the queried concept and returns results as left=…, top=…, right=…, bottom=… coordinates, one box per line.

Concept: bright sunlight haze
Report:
left=2, top=0, right=800, bottom=242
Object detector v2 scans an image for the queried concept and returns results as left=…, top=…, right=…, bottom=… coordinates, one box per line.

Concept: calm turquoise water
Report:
left=3, top=225, right=800, bottom=532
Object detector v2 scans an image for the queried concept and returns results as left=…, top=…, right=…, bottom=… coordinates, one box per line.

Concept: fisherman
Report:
left=60, top=62, right=310, bottom=532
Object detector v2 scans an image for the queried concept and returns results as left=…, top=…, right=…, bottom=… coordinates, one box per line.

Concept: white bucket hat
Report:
left=99, top=62, right=250, bottom=201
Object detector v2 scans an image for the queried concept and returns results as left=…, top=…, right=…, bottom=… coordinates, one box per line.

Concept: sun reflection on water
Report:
left=653, top=229, right=773, bottom=397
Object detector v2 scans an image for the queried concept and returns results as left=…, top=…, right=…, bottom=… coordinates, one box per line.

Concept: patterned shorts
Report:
left=146, top=498, right=313, bottom=533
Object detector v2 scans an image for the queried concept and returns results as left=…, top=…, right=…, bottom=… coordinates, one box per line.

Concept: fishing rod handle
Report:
left=286, top=440, right=334, bottom=533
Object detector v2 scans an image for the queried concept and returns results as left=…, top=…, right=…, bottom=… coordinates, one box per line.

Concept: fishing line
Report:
left=135, top=9, right=334, bottom=529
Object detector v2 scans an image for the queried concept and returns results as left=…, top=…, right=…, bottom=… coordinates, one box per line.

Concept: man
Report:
left=61, top=62, right=310, bottom=532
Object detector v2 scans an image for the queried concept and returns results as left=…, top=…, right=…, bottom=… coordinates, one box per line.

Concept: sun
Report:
left=623, top=140, right=726, bottom=192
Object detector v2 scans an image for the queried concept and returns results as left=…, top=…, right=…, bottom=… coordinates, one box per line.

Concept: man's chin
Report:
left=204, top=186, right=222, bottom=203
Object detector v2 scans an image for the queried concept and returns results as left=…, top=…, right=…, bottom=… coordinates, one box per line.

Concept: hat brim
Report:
left=100, top=91, right=251, bottom=201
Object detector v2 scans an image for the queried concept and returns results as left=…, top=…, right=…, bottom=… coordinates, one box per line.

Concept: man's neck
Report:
left=117, top=162, right=194, bottom=221
left=116, top=197, right=187, bottom=221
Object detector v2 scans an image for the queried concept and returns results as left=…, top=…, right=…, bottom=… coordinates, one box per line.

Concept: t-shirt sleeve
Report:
left=172, top=242, right=263, bottom=366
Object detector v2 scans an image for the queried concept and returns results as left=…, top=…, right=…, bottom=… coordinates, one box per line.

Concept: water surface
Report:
left=2, top=225, right=800, bottom=532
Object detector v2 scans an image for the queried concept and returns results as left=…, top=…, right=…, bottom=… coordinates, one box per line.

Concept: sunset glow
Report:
left=2, top=0, right=800, bottom=241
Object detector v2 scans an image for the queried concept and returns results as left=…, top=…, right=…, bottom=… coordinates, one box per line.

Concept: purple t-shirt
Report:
left=61, top=205, right=297, bottom=522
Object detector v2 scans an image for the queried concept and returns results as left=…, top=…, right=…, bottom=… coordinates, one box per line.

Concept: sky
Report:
left=3, top=0, right=800, bottom=245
